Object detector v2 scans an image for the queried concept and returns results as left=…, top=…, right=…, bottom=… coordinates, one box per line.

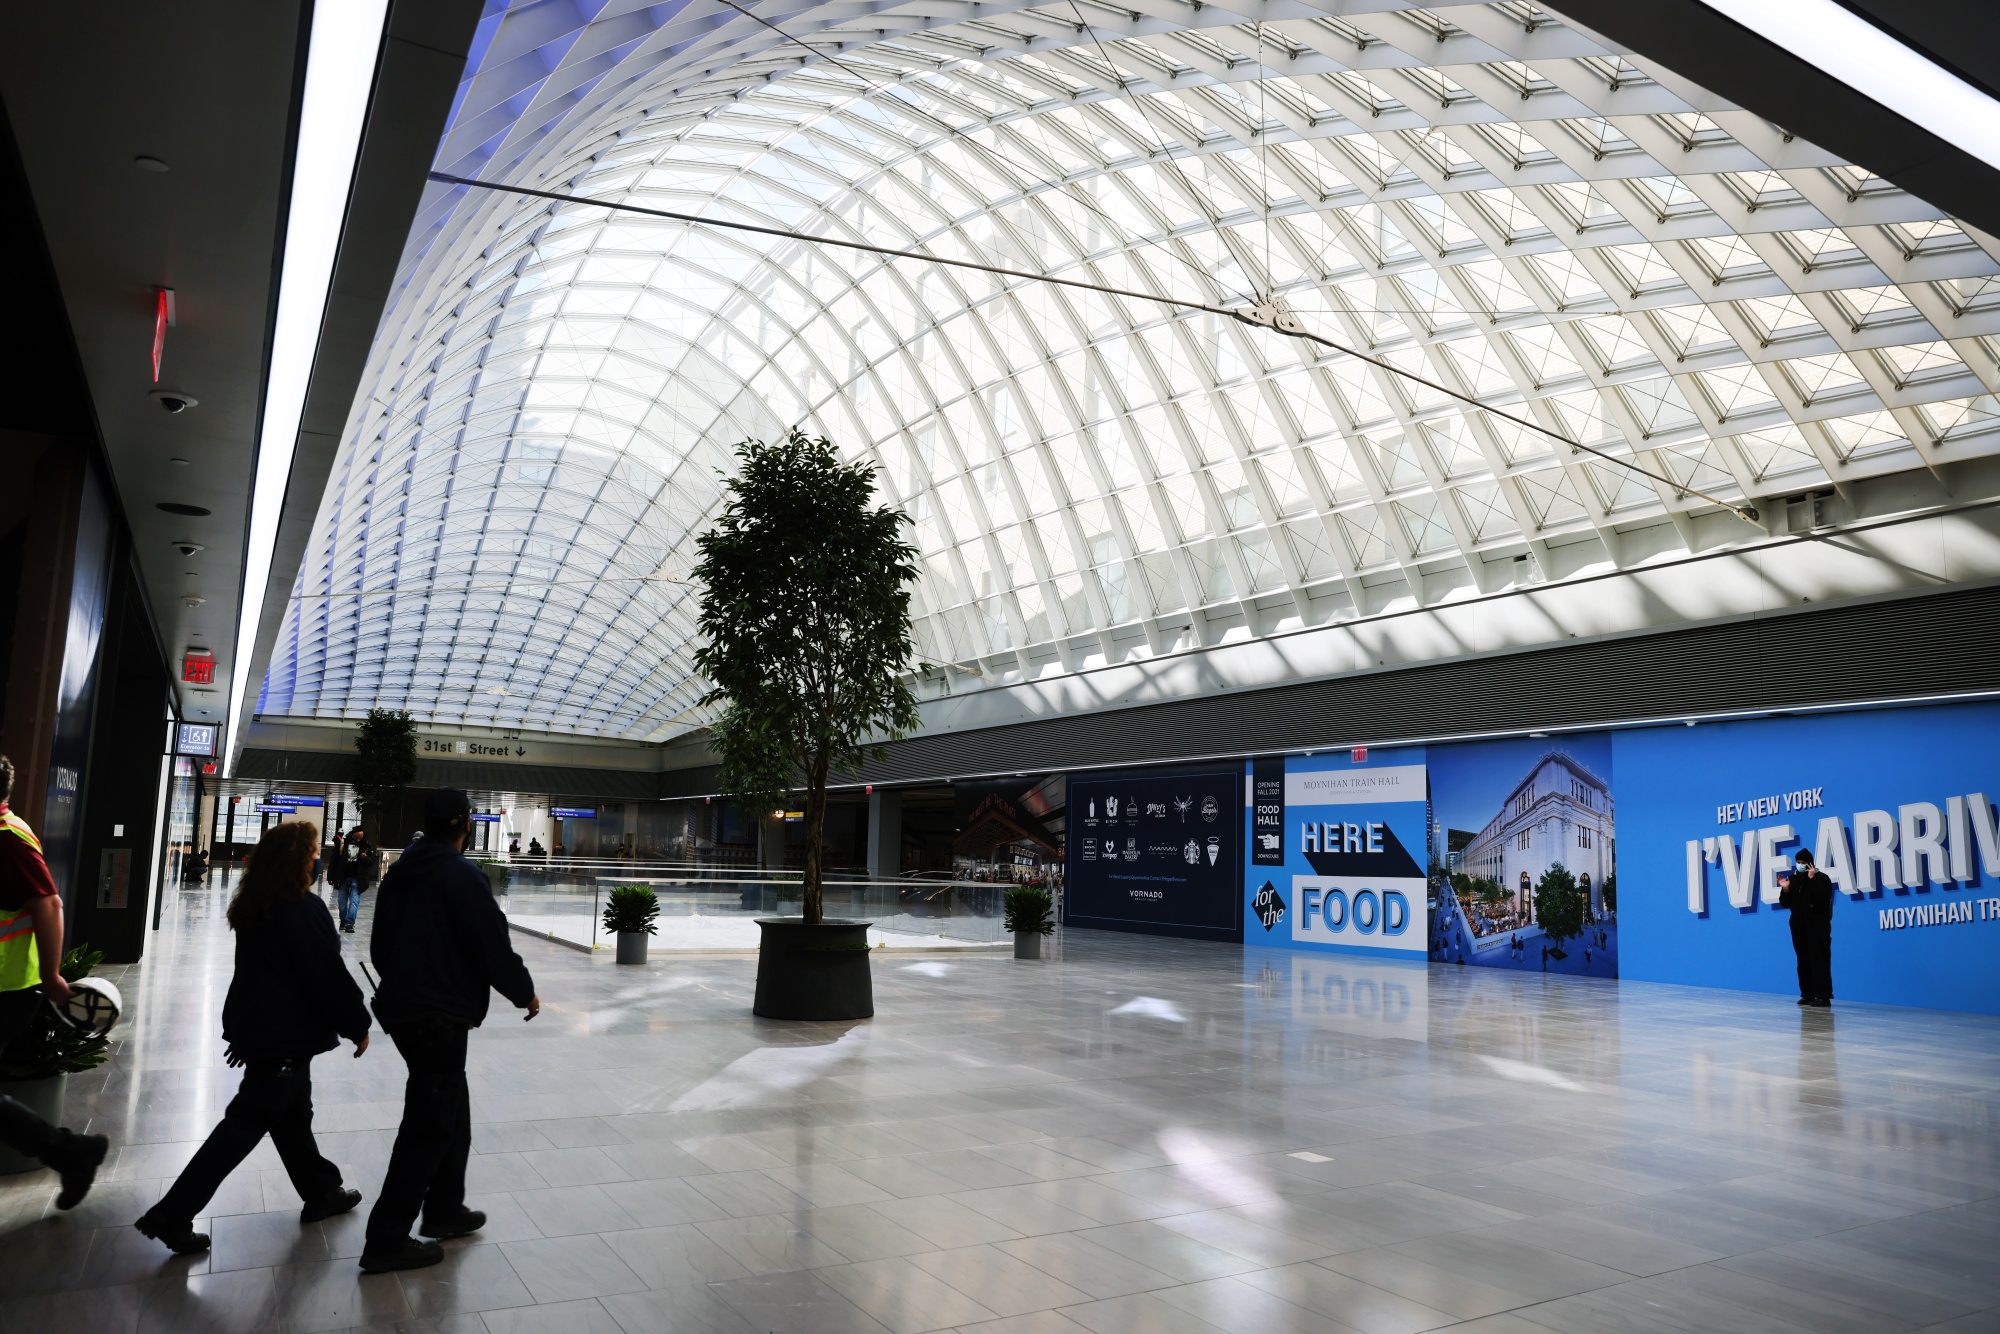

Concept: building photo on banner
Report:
left=1242, top=748, right=1429, bottom=957
left=1617, top=700, right=2000, bottom=1015
left=1429, top=734, right=1618, bottom=978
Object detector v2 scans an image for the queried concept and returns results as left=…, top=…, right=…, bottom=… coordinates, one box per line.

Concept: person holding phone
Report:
left=1778, top=848, right=1835, bottom=1007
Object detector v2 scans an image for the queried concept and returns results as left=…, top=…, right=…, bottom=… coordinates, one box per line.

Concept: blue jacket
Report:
left=369, top=839, right=534, bottom=1028
left=221, top=894, right=369, bottom=1060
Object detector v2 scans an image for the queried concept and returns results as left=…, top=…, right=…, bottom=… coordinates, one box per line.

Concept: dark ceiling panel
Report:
left=1550, top=0, right=2000, bottom=237
left=670, top=582, right=2000, bottom=796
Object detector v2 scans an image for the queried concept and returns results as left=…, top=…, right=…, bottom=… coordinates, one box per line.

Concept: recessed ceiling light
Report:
left=134, top=155, right=169, bottom=173
left=158, top=502, right=210, bottom=516
left=183, top=594, right=205, bottom=606
left=170, top=457, right=191, bottom=466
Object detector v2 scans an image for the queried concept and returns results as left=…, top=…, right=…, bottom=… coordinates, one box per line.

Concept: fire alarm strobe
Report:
left=182, top=648, right=215, bottom=684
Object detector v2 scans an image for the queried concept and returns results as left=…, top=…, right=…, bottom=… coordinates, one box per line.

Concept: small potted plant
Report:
left=1003, top=887, right=1055, bottom=960
left=602, top=886, right=659, bottom=964
left=0, top=945, right=113, bottom=1174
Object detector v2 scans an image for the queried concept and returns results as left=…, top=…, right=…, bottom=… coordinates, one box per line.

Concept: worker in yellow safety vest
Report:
left=0, top=754, right=109, bottom=1208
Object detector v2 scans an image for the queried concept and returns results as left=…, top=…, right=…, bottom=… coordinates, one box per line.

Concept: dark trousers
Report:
left=1791, top=917, right=1833, bottom=1000
left=0, top=986, right=59, bottom=1159
left=364, top=1015, right=470, bottom=1250
left=151, top=1059, right=343, bottom=1222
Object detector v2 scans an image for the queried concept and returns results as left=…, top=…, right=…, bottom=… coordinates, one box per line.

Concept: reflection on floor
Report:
left=2, top=874, right=1997, bottom=1333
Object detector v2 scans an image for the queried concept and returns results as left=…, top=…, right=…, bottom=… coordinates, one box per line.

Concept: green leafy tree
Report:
left=1600, top=872, right=1617, bottom=914
left=693, top=428, right=921, bottom=926
left=353, top=708, right=417, bottom=840
left=1534, top=862, right=1586, bottom=948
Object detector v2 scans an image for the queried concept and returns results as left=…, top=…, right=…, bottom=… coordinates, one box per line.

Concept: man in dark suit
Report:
left=1780, top=849, right=1835, bottom=1007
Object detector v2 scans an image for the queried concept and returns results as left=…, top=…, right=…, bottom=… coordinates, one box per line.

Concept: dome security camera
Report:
left=173, top=542, right=205, bottom=557
left=150, top=390, right=198, bottom=413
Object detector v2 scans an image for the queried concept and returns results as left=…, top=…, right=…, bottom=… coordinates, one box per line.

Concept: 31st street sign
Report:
left=421, top=736, right=530, bottom=760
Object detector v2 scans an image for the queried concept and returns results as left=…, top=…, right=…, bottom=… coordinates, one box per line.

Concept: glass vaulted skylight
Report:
left=259, top=0, right=2000, bottom=741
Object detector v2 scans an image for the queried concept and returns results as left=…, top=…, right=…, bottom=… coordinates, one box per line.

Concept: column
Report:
left=867, top=789, right=902, bottom=880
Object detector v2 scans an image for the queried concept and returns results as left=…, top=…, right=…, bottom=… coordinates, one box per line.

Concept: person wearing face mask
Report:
left=1778, top=848, right=1835, bottom=1008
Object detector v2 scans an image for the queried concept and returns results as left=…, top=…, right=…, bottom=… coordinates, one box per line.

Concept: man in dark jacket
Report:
left=361, top=788, right=539, bottom=1273
left=1780, top=848, right=1836, bottom=1007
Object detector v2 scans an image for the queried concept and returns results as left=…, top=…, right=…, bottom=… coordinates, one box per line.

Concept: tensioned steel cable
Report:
left=427, top=169, right=1760, bottom=522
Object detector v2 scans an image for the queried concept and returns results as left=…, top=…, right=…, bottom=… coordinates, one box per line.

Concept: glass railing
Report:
left=479, top=859, right=1018, bottom=952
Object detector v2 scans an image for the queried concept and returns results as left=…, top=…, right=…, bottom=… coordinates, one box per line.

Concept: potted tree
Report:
left=353, top=708, right=417, bottom=842
left=1003, top=886, right=1055, bottom=959
left=0, top=945, right=113, bottom=1174
left=694, top=428, right=920, bottom=1020
left=602, top=885, right=660, bottom=964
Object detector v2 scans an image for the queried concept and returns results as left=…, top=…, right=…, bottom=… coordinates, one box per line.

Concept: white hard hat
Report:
left=57, top=977, right=122, bottom=1036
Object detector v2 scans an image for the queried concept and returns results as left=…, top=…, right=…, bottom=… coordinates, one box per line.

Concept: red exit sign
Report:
left=183, top=648, right=214, bottom=684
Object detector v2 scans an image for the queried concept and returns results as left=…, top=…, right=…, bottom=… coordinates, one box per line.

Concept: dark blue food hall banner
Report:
left=1067, top=767, right=1243, bottom=941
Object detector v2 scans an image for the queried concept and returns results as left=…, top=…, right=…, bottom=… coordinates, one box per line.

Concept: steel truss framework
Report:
left=260, top=0, right=2000, bottom=741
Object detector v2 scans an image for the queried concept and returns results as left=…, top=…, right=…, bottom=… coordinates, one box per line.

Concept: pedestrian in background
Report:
left=327, top=832, right=356, bottom=933
left=1779, top=848, right=1835, bottom=1007
left=361, top=788, right=539, bottom=1273
left=135, top=820, right=371, bottom=1255
left=335, top=828, right=377, bottom=934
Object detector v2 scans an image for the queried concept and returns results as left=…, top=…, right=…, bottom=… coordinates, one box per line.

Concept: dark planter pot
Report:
left=753, top=919, right=874, bottom=1020
left=615, top=931, right=649, bottom=965
left=1014, top=931, right=1043, bottom=960
left=0, top=1074, right=65, bottom=1174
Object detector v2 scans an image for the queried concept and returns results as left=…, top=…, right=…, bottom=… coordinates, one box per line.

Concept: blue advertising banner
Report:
left=1428, top=734, right=1618, bottom=977
left=1241, top=748, right=1428, bottom=957
left=1068, top=767, right=1241, bottom=941
left=1616, top=702, right=2000, bottom=1014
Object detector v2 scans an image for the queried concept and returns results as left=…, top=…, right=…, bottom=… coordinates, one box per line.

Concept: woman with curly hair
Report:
left=135, top=819, right=372, bottom=1255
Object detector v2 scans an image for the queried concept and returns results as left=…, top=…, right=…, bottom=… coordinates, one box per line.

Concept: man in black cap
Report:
left=1779, top=848, right=1835, bottom=1008
left=360, top=788, right=539, bottom=1273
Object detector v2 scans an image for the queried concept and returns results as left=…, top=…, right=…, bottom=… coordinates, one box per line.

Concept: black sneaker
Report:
left=135, top=1211, right=212, bottom=1255
left=419, top=1207, right=485, bottom=1240
left=301, top=1186, right=362, bottom=1224
left=358, top=1238, right=444, bottom=1273
left=49, top=1132, right=108, bottom=1210
left=1797, top=997, right=1811, bottom=1006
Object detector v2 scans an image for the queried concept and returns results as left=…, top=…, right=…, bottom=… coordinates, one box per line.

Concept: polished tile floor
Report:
left=2, top=874, right=1997, bottom=1333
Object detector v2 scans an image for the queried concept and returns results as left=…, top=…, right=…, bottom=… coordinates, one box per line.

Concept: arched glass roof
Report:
left=260, top=0, right=2000, bottom=740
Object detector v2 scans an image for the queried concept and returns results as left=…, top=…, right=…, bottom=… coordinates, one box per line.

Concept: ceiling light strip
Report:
left=1692, top=0, right=2000, bottom=172
left=428, top=170, right=1760, bottom=522
left=224, top=0, right=391, bottom=772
